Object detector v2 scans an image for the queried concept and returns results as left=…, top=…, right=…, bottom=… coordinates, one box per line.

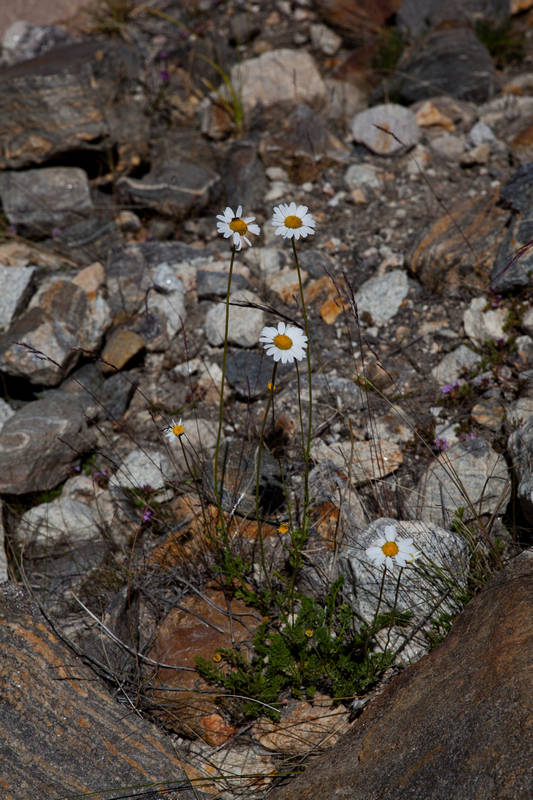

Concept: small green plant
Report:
left=372, top=27, right=405, bottom=76
left=196, top=577, right=397, bottom=722
left=85, top=0, right=137, bottom=35
left=475, top=19, right=524, bottom=67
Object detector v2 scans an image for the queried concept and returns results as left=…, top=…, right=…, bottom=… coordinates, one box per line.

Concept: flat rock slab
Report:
left=0, top=39, right=147, bottom=169
left=0, top=583, right=197, bottom=800
left=271, top=549, right=533, bottom=800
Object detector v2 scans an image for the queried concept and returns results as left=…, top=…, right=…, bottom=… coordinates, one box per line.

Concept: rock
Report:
left=491, top=215, right=533, bottom=292
left=505, top=396, right=533, bottom=431
left=0, top=310, right=76, bottom=385
left=0, top=264, right=36, bottom=330
left=314, top=0, right=403, bottom=44
left=397, top=0, right=509, bottom=39
left=344, top=163, right=383, bottom=191
left=220, top=139, right=267, bottom=212
left=253, top=693, right=350, bottom=754
left=414, top=100, right=455, bottom=131
left=340, top=517, right=469, bottom=627
left=0, top=395, right=94, bottom=494
left=324, top=79, right=367, bottom=128
left=196, top=268, right=248, bottom=300
left=270, top=550, right=533, bottom=800
left=463, top=296, right=508, bottom=346
left=117, top=160, right=218, bottom=219
left=428, top=133, right=466, bottom=160
left=393, top=26, right=499, bottom=104
left=230, top=49, right=326, bottom=118
left=312, top=439, right=403, bottom=485
left=204, top=289, right=265, bottom=347
left=0, top=398, right=15, bottom=430
left=368, top=404, right=415, bottom=443
left=499, top=162, right=533, bottom=214
left=16, top=494, right=106, bottom=560
left=354, top=270, right=409, bottom=326
left=351, top=104, right=420, bottom=155
left=471, top=394, right=505, bottom=430
left=101, top=329, right=146, bottom=373
left=310, top=23, right=343, bottom=55
left=411, top=190, right=508, bottom=293
left=0, top=39, right=148, bottom=169
left=468, top=120, right=497, bottom=146
left=108, top=447, right=173, bottom=497
left=0, top=583, right=197, bottom=800
left=0, top=501, right=8, bottom=582
left=415, top=438, right=510, bottom=525
left=1, top=20, right=73, bottom=66
left=147, top=588, right=261, bottom=738
left=508, top=417, right=533, bottom=521
left=0, top=167, right=93, bottom=236
left=260, top=104, right=346, bottom=168
left=225, top=349, right=274, bottom=398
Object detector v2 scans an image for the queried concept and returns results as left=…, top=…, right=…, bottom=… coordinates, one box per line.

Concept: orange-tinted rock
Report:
left=510, top=118, right=533, bottom=162
left=271, top=550, right=533, bottom=800
left=253, top=693, right=350, bottom=755
left=146, top=588, right=261, bottom=737
left=411, top=190, right=509, bottom=292
left=0, top=583, right=196, bottom=800
left=101, top=328, right=145, bottom=373
left=314, top=0, right=402, bottom=44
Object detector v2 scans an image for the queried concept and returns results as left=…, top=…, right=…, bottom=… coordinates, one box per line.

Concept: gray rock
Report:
left=463, top=296, right=507, bottom=346
left=204, top=289, right=265, bottom=347
left=431, top=344, right=482, bottom=386
left=508, top=417, right=533, bottom=522
left=0, top=395, right=95, bottom=494
left=0, top=501, right=8, bottom=582
left=0, top=167, right=93, bottom=236
left=310, top=23, right=342, bottom=55
left=324, top=79, right=367, bottom=127
left=354, top=270, right=409, bottom=326
left=1, top=21, right=72, bottom=66
left=499, top=162, right=533, bottom=214
left=468, top=120, right=496, bottom=146
left=344, top=164, right=383, bottom=190
left=340, top=517, right=469, bottom=627
left=0, top=398, right=14, bottom=431
left=491, top=215, right=533, bottom=292
left=397, top=0, right=509, bottom=39
left=225, top=349, right=274, bottom=398
left=414, top=438, right=510, bottom=525
left=0, top=40, right=148, bottom=170
left=0, top=264, right=36, bottom=331
left=116, top=160, right=218, bottom=219
left=429, top=133, right=466, bottom=160
left=393, top=26, right=499, bottom=104
left=220, top=139, right=267, bottom=213
left=230, top=48, right=326, bottom=117
left=152, top=262, right=185, bottom=294
left=108, top=448, right=173, bottom=496
left=16, top=496, right=103, bottom=556
left=196, top=269, right=248, bottom=300
left=351, top=104, right=420, bottom=155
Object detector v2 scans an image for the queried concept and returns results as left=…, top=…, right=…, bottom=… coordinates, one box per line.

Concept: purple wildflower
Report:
left=434, top=437, right=449, bottom=452
left=441, top=379, right=459, bottom=394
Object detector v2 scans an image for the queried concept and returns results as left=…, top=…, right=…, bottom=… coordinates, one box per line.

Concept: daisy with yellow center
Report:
left=216, top=205, right=260, bottom=250
left=272, top=202, right=316, bottom=240
left=259, top=321, right=308, bottom=364
left=163, top=417, right=185, bottom=442
left=365, top=525, right=419, bottom=570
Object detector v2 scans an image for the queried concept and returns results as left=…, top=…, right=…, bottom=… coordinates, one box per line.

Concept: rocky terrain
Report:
left=0, top=1, right=533, bottom=798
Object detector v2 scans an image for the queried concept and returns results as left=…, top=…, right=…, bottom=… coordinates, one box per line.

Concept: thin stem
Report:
left=291, top=237, right=312, bottom=533
left=213, top=244, right=236, bottom=541
left=254, top=363, right=278, bottom=593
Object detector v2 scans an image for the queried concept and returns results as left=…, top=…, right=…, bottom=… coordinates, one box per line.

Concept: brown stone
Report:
left=0, top=583, right=196, bottom=800
left=314, top=0, right=402, bottom=44
left=146, top=588, right=262, bottom=738
left=414, top=100, right=455, bottom=131
left=510, top=118, right=533, bottom=162
left=101, top=328, right=145, bottom=373
left=410, top=190, right=509, bottom=292
left=271, top=550, right=533, bottom=800
left=253, top=693, right=350, bottom=755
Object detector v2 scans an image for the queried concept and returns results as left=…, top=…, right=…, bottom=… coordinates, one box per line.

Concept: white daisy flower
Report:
left=259, top=321, right=308, bottom=364
left=216, top=205, right=260, bottom=250
left=272, top=202, right=316, bottom=240
left=365, top=525, right=420, bottom=570
left=163, top=417, right=185, bottom=441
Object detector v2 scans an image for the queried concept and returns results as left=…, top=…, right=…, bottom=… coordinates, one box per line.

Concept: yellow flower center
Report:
left=268, top=382, right=276, bottom=391
left=273, top=333, right=293, bottom=350
left=284, top=215, right=303, bottom=229
left=212, top=652, right=222, bottom=663
left=172, top=423, right=185, bottom=437
left=381, top=541, right=399, bottom=557
left=229, top=218, right=247, bottom=234
left=305, top=629, right=314, bottom=638
left=279, top=523, right=289, bottom=534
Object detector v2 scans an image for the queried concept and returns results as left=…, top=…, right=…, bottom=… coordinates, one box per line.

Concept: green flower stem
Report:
left=385, top=567, right=404, bottom=651
left=254, top=363, right=278, bottom=592
left=213, top=244, right=236, bottom=542
left=291, top=237, right=312, bottom=535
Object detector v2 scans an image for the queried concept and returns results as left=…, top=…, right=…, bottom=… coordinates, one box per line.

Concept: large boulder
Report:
left=271, top=549, right=533, bottom=800
left=0, top=583, right=197, bottom=800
